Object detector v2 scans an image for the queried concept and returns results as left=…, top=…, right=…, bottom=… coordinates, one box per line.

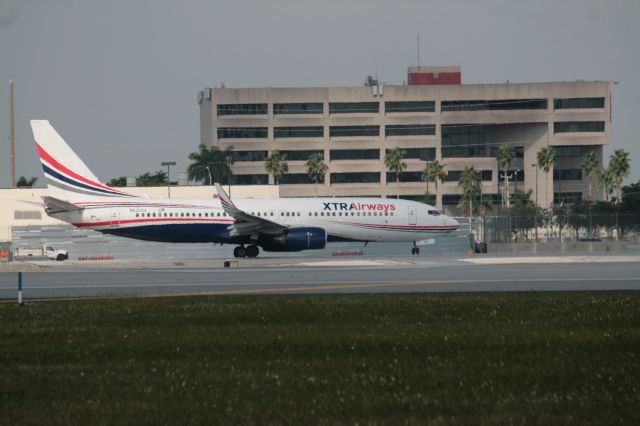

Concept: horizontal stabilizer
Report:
left=42, top=196, right=83, bottom=213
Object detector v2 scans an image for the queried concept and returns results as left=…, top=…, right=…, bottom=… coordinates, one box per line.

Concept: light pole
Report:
left=531, top=163, right=538, bottom=242
left=161, top=161, right=176, bottom=198
left=513, top=168, right=520, bottom=203
left=227, top=159, right=232, bottom=197
left=205, top=166, right=212, bottom=185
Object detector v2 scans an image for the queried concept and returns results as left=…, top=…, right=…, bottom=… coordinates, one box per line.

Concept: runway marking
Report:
left=185, top=277, right=640, bottom=295
left=461, top=255, right=640, bottom=265
left=2, top=277, right=639, bottom=293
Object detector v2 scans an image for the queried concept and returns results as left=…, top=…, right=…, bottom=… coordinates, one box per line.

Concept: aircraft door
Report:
left=408, top=206, right=417, bottom=225
left=110, top=208, right=120, bottom=228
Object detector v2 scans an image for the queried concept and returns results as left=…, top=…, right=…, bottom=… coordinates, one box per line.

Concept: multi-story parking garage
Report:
left=198, top=67, right=610, bottom=213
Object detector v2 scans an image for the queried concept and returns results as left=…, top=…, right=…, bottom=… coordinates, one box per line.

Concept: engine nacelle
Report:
left=259, top=227, right=327, bottom=252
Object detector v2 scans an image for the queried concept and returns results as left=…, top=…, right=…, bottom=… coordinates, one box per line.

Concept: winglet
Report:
left=213, top=183, right=286, bottom=236
left=214, top=183, right=235, bottom=208
left=215, top=183, right=243, bottom=218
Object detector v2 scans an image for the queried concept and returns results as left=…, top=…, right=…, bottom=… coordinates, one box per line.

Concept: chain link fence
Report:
left=471, top=213, right=640, bottom=244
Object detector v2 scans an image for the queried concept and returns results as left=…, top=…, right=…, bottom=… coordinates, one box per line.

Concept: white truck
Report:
left=14, top=244, right=69, bottom=261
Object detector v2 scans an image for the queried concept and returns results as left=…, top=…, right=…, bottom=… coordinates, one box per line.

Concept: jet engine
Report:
left=259, top=227, right=327, bottom=252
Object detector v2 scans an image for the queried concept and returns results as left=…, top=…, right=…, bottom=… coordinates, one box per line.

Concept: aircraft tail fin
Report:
left=30, top=120, right=133, bottom=202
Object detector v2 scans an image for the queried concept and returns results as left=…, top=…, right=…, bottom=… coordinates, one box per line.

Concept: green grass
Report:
left=1, top=293, right=640, bottom=425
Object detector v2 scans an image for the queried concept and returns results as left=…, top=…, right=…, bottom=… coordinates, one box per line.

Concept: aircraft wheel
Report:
left=233, top=246, right=247, bottom=258
left=415, top=247, right=420, bottom=255
left=246, top=245, right=259, bottom=258
left=411, top=247, right=416, bottom=255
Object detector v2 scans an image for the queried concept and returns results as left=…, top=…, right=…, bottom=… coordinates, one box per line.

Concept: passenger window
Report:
left=314, top=212, right=318, bottom=216
left=321, top=212, right=324, bottom=216
left=351, top=212, right=355, bottom=216
left=297, top=212, right=300, bottom=216
left=281, top=212, right=284, bottom=216
left=135, top=213, right=139, bottom=217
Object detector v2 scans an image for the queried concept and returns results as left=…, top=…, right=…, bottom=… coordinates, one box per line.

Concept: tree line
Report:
left=104, top=142, right=635, bottom=239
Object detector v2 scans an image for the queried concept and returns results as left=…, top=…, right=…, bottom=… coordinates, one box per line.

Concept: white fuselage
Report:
left=52, top=196, right=459, bottom=243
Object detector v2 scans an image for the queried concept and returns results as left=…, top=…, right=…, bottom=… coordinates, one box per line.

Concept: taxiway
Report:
left=1, top=255, right=639, bottom=299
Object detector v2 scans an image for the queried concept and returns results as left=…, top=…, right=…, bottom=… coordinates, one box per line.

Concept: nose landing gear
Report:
left=233, top=244, right=260, bottom=258
left=411, top=242, right=420, bottom=255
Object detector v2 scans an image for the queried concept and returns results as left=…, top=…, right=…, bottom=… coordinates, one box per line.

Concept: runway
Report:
left=1, top=256, right=640, bottom=299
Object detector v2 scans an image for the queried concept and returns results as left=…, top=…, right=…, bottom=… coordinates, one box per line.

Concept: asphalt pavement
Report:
left=1, top=256, right=639, bottom=299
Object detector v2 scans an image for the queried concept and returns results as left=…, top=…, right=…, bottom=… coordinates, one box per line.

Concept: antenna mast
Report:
left=9, top=80, right=15, bottom=189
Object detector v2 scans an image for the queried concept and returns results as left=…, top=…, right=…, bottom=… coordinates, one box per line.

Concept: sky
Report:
left=1, top=0, right=639, bottom=188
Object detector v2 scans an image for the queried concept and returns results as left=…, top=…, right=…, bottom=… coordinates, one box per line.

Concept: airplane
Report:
left=30, top=120, right=460, bottom=258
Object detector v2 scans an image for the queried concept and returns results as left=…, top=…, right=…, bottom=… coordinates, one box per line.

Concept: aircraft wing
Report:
left=214, top=183, right=286, bottom=236
left=42, top=196, right=83, bottom=214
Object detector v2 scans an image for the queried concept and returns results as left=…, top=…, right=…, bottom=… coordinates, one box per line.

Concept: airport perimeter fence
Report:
left=471, top=213, right=640, bottom=244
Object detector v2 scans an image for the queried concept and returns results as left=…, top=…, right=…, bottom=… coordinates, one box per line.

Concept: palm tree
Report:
left=597, top=167, right=614, bottom=203
left=580, top=151, right=599, bottom=201
left=457, top=166, right=481, bottom=219
left=265, top=150, right=289, bottom=185
left=16, top=176, right=38, bottom=187
left=423, top=160, right=447, bottom=206
left=305, top=153, right=328, bottom=197
left=497, top=144, right=515, bottom=208
left=385, top=147, right=407, bottom=199
left=188, top=144, right=234, bottom=185
left=536, top=146, right=555, bottom=208
left=608, top=149, right=631, bottom=205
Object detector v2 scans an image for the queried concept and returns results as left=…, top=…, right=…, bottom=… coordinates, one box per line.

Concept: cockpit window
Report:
left=428, top=209, right=442, bottom=216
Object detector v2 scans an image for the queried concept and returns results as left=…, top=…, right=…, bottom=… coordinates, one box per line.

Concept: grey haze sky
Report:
left=1, top=0, right=639, bottom=187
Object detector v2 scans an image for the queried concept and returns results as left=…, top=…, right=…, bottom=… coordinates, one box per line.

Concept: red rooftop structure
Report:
left=408, top=66, right=461, bottom=85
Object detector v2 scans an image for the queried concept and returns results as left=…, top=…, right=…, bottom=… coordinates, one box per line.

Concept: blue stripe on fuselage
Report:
left=100, top=223, right=243, bottom=243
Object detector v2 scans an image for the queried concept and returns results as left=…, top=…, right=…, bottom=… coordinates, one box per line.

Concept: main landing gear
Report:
left=233, top=244, right=259, bottom=258
left=411, top=242, right=420, bottom=256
